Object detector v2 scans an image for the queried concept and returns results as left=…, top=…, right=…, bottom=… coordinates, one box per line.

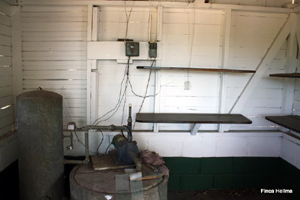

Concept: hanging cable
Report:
left=128, top=60, right=158, bottom=98
left=73, top=130, right=97, bottom=154
left=121, top=92, right=127, bottom=125
left=105, top=143, right=113, bottom=154
left=92, top=57, right=130, bottom=126
left=121, top=129, right=127, bottom=140
left=137, top=60, right=156, bottom=114
left=59, top=88, right=98, bottom=153
left=123, top=0, right=133, bottom=42
left=96, top=130, right=104, bottom=156
left=93, top=57, right=157, bottom=127
left=133, top=60, right=156, bottom=129
left=93, top=2, right=157, bottom=127
left=185, top=7, right=196, bottom=89
left=121, top=58, right=131, bottom=125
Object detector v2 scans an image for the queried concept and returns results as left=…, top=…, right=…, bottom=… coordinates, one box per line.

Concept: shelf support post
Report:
left=218, top=8, right=231, bottom=133
left=87, top=5, right=99, bottom=124
left=86, top=5, right=93, bottom=124
left=223, top=16, right=292, bottom=131
left=281, top=13, right=297, bottom=115
left=191, top=124, right=201, bottom=136
left=153, top=6, right=163, bottom=133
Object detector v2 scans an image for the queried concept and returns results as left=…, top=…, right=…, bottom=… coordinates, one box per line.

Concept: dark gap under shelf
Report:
left=137, top=66, right=256, bottom=73
left=136, top=113, right=252, bottom=124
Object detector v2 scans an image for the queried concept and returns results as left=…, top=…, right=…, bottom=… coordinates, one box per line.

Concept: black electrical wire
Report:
left=121, top=130, right=127, bottom=140
left=128, top=80, right=159, bottom=98
left=92, top=77, right=127, bottom=125
left=123, top=2, right=132, bottom=42
left=105, top=143, right=113, bottom=154
left=75, top=126, right=84, bottom=131
left=93, top=58, right=158, bottom=127
left=128, top=60, right=158, bottom=99
left=94, top=81, right=129, bottom=126
left=120, top=57, right=132, bottom=125
left=96, top=130, right=104, bottom=156
left=73, top=130, right=85, bottom=147
left=121, top=97, right=127, bottom=125
left=121, top=82, right=128, bottom=125
left=137, top=60, right=156, bottom=113
left=92, top=57, right=130, bottom=126
left=73, top=130, right=97, bottom=154
left=123, top=60, right=158, bottom=126
left=132, top=60, right=157, bottom=129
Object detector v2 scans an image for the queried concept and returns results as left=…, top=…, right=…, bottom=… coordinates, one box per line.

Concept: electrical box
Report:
left=126, top=42, right=139, bottom=56
left=67, top=122, right=76, bottom=131
left=149, top=42, right=157, bottom=58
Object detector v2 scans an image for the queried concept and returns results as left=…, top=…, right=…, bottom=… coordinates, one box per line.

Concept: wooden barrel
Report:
left=70, top=163, right=168, bottom=200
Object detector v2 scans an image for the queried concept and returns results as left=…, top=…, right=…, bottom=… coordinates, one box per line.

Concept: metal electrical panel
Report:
left=149, top=42, right=157, bottom=58
left=126, top=42, right=139, bottom=56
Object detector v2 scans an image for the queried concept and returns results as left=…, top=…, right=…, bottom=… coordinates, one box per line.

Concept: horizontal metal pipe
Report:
left=64, top=159, right=85, bottom=165
left=80, top=125, right=127, bottom=131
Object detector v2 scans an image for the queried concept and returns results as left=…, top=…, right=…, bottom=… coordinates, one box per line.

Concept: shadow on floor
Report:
left=168, top=189, right=290, bottom=200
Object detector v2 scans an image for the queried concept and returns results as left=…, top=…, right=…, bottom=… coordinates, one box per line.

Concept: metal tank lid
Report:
left=17, top=89, right=62, bottom=99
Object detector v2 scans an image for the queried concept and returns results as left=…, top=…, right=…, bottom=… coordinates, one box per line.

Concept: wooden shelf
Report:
left=266, top=115, right=300, bottom=133
left=269, top=73, right=300, bottom=78
left=136, top=113, right=252, bottom=124
left=137, top=66, right=256, bottom=73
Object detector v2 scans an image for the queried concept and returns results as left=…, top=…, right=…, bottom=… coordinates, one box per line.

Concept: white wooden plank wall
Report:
left=134, top=132, right=282, bottom=157
left=97, top=60, right=155, bottom=130
left=293, top=79, right=300, bottom=115
left=159, top=9, right=224, bottom=131
left=1, top=0, right=16, bottom=5
left=0, top=0, right=14, bottom=138
left=98, top=7, right=157, bottom=42
left=95, top=7, right=157, bottom=130
left=75, top=131, right=282, bottom=157
left=292, top=14, right=300, bottom=118
left=93, top=7, right=290, bottom=132
left=21, top=6, right=88, bottom=127
left=227, top=11, right=288, bottom=130
left=0, top=0, right=18, bottom=172
left=66, top=6, right=158, bottom=155
left=0, top=133, right=18, bottom=171
left=13, top=2, right=294, bottom=160
left=162, top=9, right=223, bottom=67
left=281, top=134, right=300, bottom=170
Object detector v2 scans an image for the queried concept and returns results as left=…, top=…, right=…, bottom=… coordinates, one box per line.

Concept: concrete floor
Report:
left=64, top=163, right=292, bottom=200
left=1, top=161, right=292, bottom=200
left=168, top=189, right=289, bottom=200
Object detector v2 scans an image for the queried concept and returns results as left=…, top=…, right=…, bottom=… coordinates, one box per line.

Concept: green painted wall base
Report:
left=164, top=157, right=300, bottom=200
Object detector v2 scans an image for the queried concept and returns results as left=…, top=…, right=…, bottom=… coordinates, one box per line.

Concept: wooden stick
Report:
left=130, top=173, right=164, bottom=181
